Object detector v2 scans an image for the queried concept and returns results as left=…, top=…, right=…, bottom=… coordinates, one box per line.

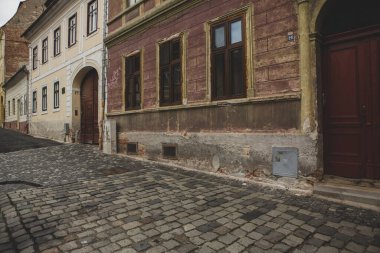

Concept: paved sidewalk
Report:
left=0, top=145, right=379, bottom=253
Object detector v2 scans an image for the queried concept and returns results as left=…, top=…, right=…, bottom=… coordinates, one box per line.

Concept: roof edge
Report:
left=3, top=65, right=28, bottom=89
left=21, top=0, right=61, bottom=38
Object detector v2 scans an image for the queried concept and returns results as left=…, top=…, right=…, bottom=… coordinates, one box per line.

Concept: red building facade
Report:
left=106, top=0, right=380, bottom=180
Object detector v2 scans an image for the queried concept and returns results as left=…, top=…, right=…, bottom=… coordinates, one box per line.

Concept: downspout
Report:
left=99, top=0, right=109, bottom=150
left=26, top=44, right=32, bottom=135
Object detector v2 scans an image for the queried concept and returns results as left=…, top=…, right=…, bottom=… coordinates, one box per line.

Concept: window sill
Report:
left=53, top=108, right=60, bottom=113
left=107, top=92, right=301, bottom=117
left=86, top=29, right=99, bottom=39
left=41, top=111, right=48, bottom=115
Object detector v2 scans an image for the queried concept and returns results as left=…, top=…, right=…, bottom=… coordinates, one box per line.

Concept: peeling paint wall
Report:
left=106, top=0, right=321, bottom=179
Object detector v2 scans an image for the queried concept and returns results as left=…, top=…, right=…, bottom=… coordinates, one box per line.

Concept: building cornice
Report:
left=105, top=0, right=203, bottom=47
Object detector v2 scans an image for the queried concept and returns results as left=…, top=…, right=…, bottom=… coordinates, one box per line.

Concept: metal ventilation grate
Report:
left=127, top=142, right=138, bottom=155
left=162, top=144, right=177, bottom=159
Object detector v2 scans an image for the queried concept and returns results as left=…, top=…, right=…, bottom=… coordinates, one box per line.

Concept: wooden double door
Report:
left=81, top=69, right=99, bottom=144
left=324, top=27, right=380, bottom=179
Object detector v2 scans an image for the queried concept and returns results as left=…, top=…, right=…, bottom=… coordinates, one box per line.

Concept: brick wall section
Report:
left=254, top=0, right=299, bottom=96
left=107, top=0, right=300, bottom=112
left=2, top=0, right=45, bottom=81
left=4, top=121, right=28, bottom=134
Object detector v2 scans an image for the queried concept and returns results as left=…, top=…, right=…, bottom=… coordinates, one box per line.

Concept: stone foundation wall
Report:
left=117, top=131, right=319, bottom=178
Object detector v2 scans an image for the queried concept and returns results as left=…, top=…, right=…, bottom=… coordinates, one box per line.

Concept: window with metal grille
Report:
left=211, top=16, right=246, bottom=100
left=42, top=38, right=48, bottom=63
left=54, top=81, right=59, bottom=109
left=127, top=142, right=138, bottom=154
left=42, top=87, right=47, bottom=111
left=87, top=0, right=98, bottom=35
left=125, top=53, right=141, bottom=110
left=32, top=91, right=37, bottom=113
left=68, top=14, right=77, bottom=47
left=32, top=46, right=38, bottom=69
left=159, top=39, right=182, bottom=106
left=162, top=144, right=177, bottom=159
left=54, top=27, right=61, bottom=56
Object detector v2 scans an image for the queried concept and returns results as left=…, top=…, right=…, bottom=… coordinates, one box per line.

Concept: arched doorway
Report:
left=81, top=69, right=99, bottom=144
left=320, top=0, right=380, bottom=179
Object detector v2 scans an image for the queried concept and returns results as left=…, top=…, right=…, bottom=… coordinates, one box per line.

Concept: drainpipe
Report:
left=99, top=0, right=109, bottom=150
left=26, top=66, right=30, bottom=134
left=25, top=44, right=31, bottom=135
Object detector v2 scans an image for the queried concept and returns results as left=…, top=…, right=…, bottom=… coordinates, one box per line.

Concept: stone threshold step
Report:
left=314, top=184, right=380, bottom=212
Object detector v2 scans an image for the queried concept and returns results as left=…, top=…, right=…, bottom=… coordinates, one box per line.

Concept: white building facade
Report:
left=23, top=0, right=106, bottom=143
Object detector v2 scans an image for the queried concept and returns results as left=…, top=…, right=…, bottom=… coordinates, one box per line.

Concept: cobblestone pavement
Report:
left=0, top=145, right=379, bottom=253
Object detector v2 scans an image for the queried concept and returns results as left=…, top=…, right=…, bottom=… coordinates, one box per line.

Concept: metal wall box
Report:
left=272, top=147, right=298, bottom=178
left=64, top=123, right=70, bottom=135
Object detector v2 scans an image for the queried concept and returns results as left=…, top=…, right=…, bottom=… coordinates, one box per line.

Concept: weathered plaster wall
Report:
left=106, top=0, right=321, bottom=178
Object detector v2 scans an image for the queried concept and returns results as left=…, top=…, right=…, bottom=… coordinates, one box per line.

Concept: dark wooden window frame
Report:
left=211, top=15, right=246, bottom=100
left=32, top=91, right=37, bottom=113
left=32, top=46, right=38, bottom=70
left=53, top=81, right=59, bottom=109
left=42, top=87, right=47, bottom=111
left=42, top=37, right=48, bottom=64
left=68, top=14, right=77, bottom=47
left=87, top=0, right=98, bottom=35
left=127, top=0, right=142, bottom=8
left=12, top=99, right=15, bottom=115
left=125, top=53, right=141, bottom=110
left=7, top=101, right=10, bottom=116
left=159, top=39, right=182, bottom=106
left=54, top=27, right=61, bottom=56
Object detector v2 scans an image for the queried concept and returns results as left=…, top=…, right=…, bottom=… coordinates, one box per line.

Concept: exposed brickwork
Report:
left=1, top=0, right=45, bottom=82
left=4, top=121, right=28, bottom=134
left=106, top=0, right=300, bottom=112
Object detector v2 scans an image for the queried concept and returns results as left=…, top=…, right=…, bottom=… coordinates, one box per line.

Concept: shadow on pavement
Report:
left=0, top=127, right=62, bottom=153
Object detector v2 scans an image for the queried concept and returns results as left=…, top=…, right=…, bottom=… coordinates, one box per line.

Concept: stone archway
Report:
left=311, top=0, right=380, bottom=179
left=72, top=67, right=100, bottom=144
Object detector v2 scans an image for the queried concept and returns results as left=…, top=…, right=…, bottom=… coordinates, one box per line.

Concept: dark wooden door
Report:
left=324, top=28, right=380, bottom=179
left=81, top=69, right=99, bottom=144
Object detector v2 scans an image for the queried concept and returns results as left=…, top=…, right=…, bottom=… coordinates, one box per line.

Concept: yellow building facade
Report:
left=23, top=0, right=105, bottom=143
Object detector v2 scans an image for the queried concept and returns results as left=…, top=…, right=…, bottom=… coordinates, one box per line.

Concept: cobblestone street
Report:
left=0, top=144, right=379, bottom=253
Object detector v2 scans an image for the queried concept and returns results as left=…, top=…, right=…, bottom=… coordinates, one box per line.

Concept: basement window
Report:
left=127, top=142, right=138, bottom=155
left=162, top=144, right=177, bottom=159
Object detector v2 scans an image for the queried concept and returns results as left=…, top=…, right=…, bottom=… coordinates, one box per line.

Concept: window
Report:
left=32, top=46, right=38, bottom=69
left=42, top=87, right=47, bottom=111
left=128, top=0, right=142, bottom=7
left=211, top=17, right=245, bottom=100
left=19, top=99, right=23, bottom=116
left=68, top=14, right=77, bottom=47
left=54, top=81, right=59, bottom=109
left=32, top=91, right=37, bottom=113
left=54, top=27, right=61, bottom=56
left=87, top=0, right=98, bottom=35
left=125, top=53, right=141, bottom=110
left=7, top=101, right=10, bottom=116
left=42, top=38, right=48, bottom=64
left=24, top=95, right=28, bottom=115
left=12, top=99, right=15, bottom=115
left=159, top=39, right=182, bottom=106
